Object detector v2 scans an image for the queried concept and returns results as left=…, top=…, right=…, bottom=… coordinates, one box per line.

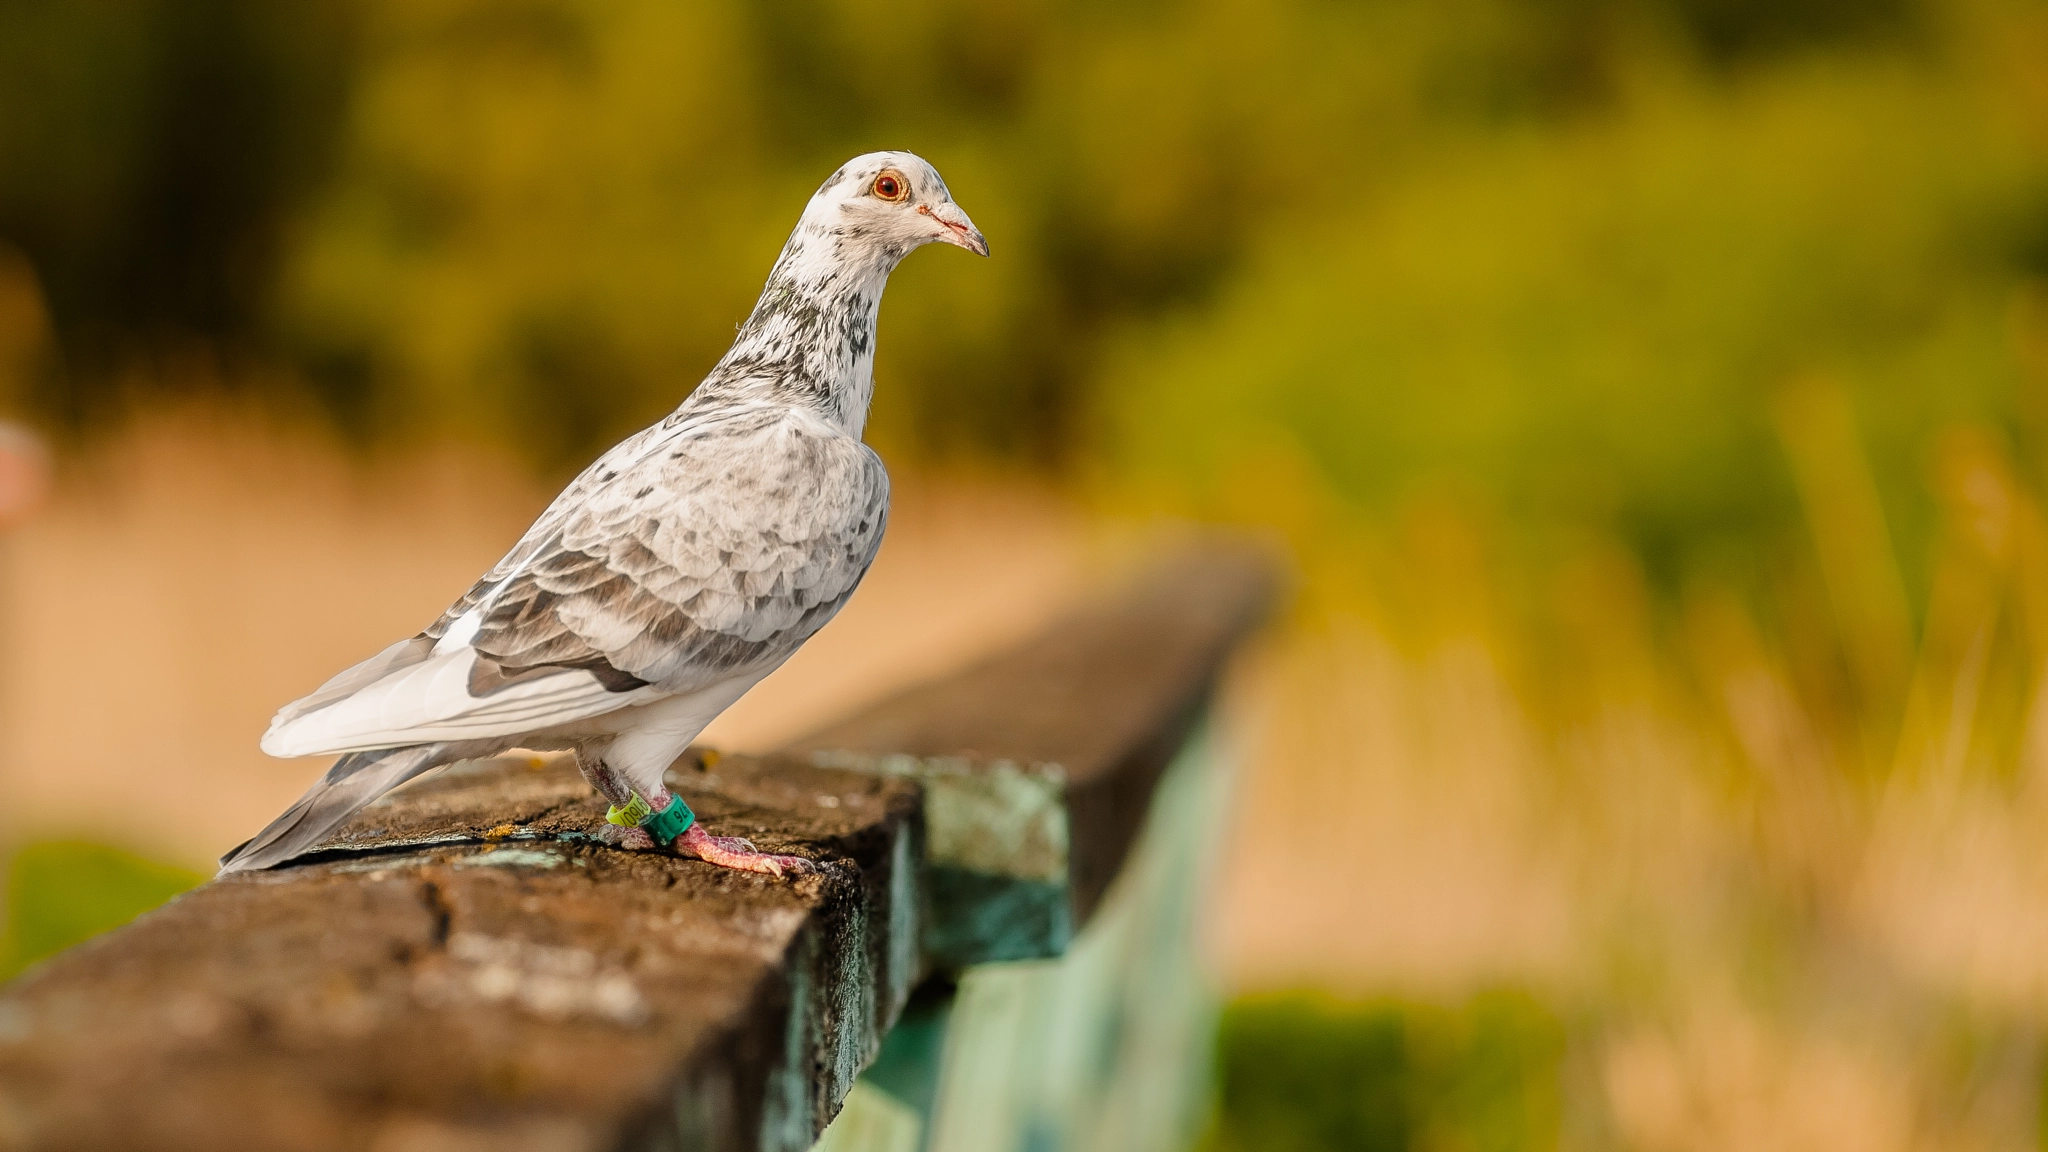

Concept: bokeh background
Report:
left=4, top=0, right=2048, bottom=1147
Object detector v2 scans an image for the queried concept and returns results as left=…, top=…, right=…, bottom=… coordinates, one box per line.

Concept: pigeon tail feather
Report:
left=217, top=744, right=450, bottom=875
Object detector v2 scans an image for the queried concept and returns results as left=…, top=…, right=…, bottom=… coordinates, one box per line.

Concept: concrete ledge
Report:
left=0, top=753, right=921, bottom=1152
left=0, top=544, right=1275, bottom=1152
left=800, top=546, right=1274, bottom=966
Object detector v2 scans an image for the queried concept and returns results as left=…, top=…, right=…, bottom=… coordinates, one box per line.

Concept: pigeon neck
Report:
left=705, top=223, right=899, bottom=438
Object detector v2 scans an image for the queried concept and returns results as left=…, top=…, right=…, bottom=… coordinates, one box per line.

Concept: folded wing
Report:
left=263, top=405, right=889, bottom=757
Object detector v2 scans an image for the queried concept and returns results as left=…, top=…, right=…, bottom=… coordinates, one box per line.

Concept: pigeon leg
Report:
left=574, top=749, right=655, bottom=850
left=574, top=746, right=810, bottom=876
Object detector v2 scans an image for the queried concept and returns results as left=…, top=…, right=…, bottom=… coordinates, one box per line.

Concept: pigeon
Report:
left=220, top=151, right=987, bottom=877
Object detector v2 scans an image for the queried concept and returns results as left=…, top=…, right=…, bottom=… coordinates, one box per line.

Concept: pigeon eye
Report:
left=872, top=171, right=908, bottom=202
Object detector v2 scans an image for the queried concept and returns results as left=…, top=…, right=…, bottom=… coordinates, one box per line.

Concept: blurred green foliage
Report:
left=1098, top=32, right=2042, bottom=579
left=3, top=0, right=2018, bottom=474
left=0, top=841, right=204, bottom=981
left=1207, top=991, right=1566, bottom=1152
left=0, top=0, right=354, bottom=415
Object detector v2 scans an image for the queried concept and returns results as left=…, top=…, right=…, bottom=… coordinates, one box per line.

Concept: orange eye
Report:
left=872, top=171, right=908, bottom=201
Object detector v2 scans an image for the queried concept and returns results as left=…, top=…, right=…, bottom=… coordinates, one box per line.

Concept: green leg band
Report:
left=642, top=794, right=695, bottom=846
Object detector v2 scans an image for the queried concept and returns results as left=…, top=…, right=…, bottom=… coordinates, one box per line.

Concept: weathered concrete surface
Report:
left=798, top=545, right=1275, bottom=967
left=0, top=543, right=1275, bottom=1152
left=0, top=754, right=922, bottom=1152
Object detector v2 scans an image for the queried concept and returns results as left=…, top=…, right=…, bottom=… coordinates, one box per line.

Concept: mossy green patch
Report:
left=1208, top=990, right=1565, bottom=1152
left=1, top=841, right=205, bottom=981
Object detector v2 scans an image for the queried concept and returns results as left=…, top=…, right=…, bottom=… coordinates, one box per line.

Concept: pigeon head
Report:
left=705, top=151, right=985, bottom=436
left=801, top=151, right=989, bottom=262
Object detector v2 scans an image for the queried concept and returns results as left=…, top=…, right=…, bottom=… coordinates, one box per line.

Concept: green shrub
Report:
left=1209, top=991, right=1565, bottom=1152
left=1, top=840, right=203, bottom=981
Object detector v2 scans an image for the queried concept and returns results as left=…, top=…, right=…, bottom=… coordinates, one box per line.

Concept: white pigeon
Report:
left=221, top=151, right=987, bottom=877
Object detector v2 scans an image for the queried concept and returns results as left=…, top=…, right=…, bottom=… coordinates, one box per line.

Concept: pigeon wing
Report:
left=464, top=404, right=891, bottom=692
left=262, top=406, right=889, bottom=755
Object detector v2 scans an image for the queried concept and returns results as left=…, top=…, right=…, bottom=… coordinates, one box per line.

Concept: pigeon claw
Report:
left=676, top=823, right=813, bottom=878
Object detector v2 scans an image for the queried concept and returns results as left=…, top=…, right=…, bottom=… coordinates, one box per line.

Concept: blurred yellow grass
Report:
left=1210, top=427, right=2048, bottom=1148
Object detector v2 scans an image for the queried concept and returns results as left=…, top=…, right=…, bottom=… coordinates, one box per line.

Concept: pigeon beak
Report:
left=922, top=202, right=989, bottom=256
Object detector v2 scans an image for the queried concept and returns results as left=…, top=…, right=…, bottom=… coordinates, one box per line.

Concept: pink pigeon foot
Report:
left=675, top=822, right=813, bottom=877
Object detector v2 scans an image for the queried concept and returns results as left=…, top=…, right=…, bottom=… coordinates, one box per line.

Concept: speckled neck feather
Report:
left=689, top=213, right=906, bottom=438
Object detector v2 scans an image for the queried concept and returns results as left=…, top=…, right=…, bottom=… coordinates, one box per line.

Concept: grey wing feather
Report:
left=434, top=404, right=889, bottom=696
left=218, top=743, right=451, bottom=874
left=424, top=425, right=657, bottom=629
left=267, top=635, right=436, bottom=734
